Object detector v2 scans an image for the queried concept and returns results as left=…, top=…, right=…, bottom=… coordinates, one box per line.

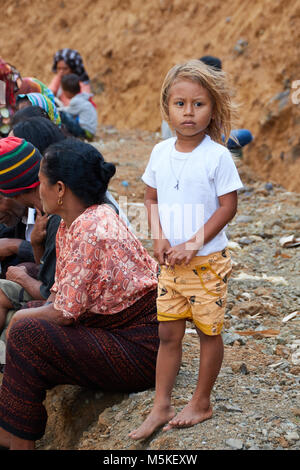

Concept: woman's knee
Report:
left=8, top=316, right=37, bottom=346
left=0, top=288, right=14, bottom=310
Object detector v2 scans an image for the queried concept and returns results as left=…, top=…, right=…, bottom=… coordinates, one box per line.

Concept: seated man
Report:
left=0, top=137, right=61, bottom=339
left=0, top=195, right=35, bottom=278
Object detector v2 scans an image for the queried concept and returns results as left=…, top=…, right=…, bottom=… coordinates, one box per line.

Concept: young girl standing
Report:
left=129, top=59, right=243, bottom=440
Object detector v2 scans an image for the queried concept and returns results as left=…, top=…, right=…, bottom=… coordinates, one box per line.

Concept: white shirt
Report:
left=22, top=207, right=36, bottom=241
left=142, top=135, right=243, bottom=256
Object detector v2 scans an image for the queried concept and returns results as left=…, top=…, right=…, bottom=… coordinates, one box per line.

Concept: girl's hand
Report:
left=153, top=238, right=171, bottom=265
left=166, top=242, right=199, bottom=267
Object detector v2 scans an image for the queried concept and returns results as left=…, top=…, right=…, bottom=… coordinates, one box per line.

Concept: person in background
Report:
left=10, top=115, right=129, bottom=223
left=199, top=56, right=253, bottom=153
left=0, top=57, right=56, bottom=136
left=0, top=196, right=35, bottom=279
left=16, top=93, right=61, bottom=126
left=16, top=76, right=55, bottom=105
left=0, top=58, right=20, bottom=136
left=11, top=116, right=65, bottom=153
left=58, top=74, right=98, bottom=140
left=0, top=138, right=159, bottom=450
left=11, top=105, right=51, bottom=126
left=49, top=48, right=93, bottom=106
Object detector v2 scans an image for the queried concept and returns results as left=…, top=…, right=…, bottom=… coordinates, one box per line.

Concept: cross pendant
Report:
left=174, top=181, right=179, bottom=190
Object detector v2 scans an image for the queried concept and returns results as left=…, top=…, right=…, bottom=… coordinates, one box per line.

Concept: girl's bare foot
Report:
left=129, top=406, right=175, bottom=440
left=163, top=401, right=213, bottom=431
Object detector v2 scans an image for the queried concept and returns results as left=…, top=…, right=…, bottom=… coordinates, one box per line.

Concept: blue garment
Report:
left=59, top=110, right=86, bottom=137
left=224, top=129, right=253, bottom=149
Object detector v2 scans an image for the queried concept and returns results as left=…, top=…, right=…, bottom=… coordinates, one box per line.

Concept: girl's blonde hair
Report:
left=160, top=59, right=237, bottom=144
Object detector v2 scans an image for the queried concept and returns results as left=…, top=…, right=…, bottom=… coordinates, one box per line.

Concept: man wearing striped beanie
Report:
left=0, top=137, right=40, bottom=278
left=0, top=136, right=41, bottom=198
left=0, top=137, right=61, bottom=344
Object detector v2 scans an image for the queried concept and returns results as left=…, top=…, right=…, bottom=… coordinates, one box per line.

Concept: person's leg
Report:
left=129, top=319, right=186, bottom=440
left=0, top=288, right=14, bottom=332
left=0, top=426, right=35, bottom=450
left=59, top=111, right=86, bottom=137
left=9, top=435, right=35, bottom=450
left=0, top=293, right=158, bottom=447
left=0, top=279, right=32, bottom=341
left=0, top=426, right=11, bottom=448
left=164, top=330, right=223, bottom=429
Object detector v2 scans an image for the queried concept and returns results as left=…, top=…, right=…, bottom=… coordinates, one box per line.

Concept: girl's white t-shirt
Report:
left=142, top=135, right=243, bottom=256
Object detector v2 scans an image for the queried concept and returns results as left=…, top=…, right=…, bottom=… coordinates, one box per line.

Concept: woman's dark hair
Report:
left=11, top=105, right=50, bottom=126
left=12, top=117, right=65, bottom=154
left=42, top=138, right=116, bottom=206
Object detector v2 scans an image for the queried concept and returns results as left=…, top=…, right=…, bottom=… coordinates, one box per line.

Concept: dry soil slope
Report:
left=2, top=0, right=300, bottom=191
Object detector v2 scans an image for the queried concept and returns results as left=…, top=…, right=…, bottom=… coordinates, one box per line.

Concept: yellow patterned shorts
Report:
left=157, top=249, right=232, bottom=335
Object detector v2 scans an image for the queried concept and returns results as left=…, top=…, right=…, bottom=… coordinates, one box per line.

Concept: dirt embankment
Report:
left=1, top=0, right=300, bottom=191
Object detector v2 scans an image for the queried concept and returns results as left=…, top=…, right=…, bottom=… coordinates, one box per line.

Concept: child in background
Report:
left=129, top=59, right=243, bottom=440
left=58, top=74, right=98, bottom=140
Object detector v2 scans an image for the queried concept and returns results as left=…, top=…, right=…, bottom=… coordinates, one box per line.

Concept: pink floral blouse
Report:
left=51, top=205, right=158, bottom=319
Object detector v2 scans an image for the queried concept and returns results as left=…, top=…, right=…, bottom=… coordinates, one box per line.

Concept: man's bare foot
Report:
left=0, top=427, right=11, bottom=449
left=163, top=401, right=213, bottom=431
left=129, top=406, right=175, bottom=440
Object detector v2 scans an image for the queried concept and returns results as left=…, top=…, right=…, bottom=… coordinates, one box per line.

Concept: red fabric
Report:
left=88, top=96, right=97, bottom=108
left=52, top=205, right=158, bottom=319
left=0, top=136, right=23, bottom=155
left=0, top=180, right=40, bottom=195
left=0, top=58, right=18, bottom=108
left=17, top=78, right=40, bottom=95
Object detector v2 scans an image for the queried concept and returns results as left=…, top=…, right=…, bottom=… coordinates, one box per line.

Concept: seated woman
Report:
left=49, top=48, right=92, bottom=106
left=16, top=93, right=61, bottom=126
left=0, top=138, right=159, bottom=450
left=0, top=128, right=127, bottom=340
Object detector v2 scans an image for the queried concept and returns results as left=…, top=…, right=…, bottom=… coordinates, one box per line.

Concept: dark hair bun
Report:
left=99, top=160, right=116, bottom=183
left=41, top=138, right=116, bottom=207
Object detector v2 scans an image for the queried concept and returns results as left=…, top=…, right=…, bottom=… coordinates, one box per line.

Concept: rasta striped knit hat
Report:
left=0, top=136, right=42, bottom=197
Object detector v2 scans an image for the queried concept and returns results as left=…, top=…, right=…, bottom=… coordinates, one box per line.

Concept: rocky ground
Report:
left=1, top=127, right=299, bottom=451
